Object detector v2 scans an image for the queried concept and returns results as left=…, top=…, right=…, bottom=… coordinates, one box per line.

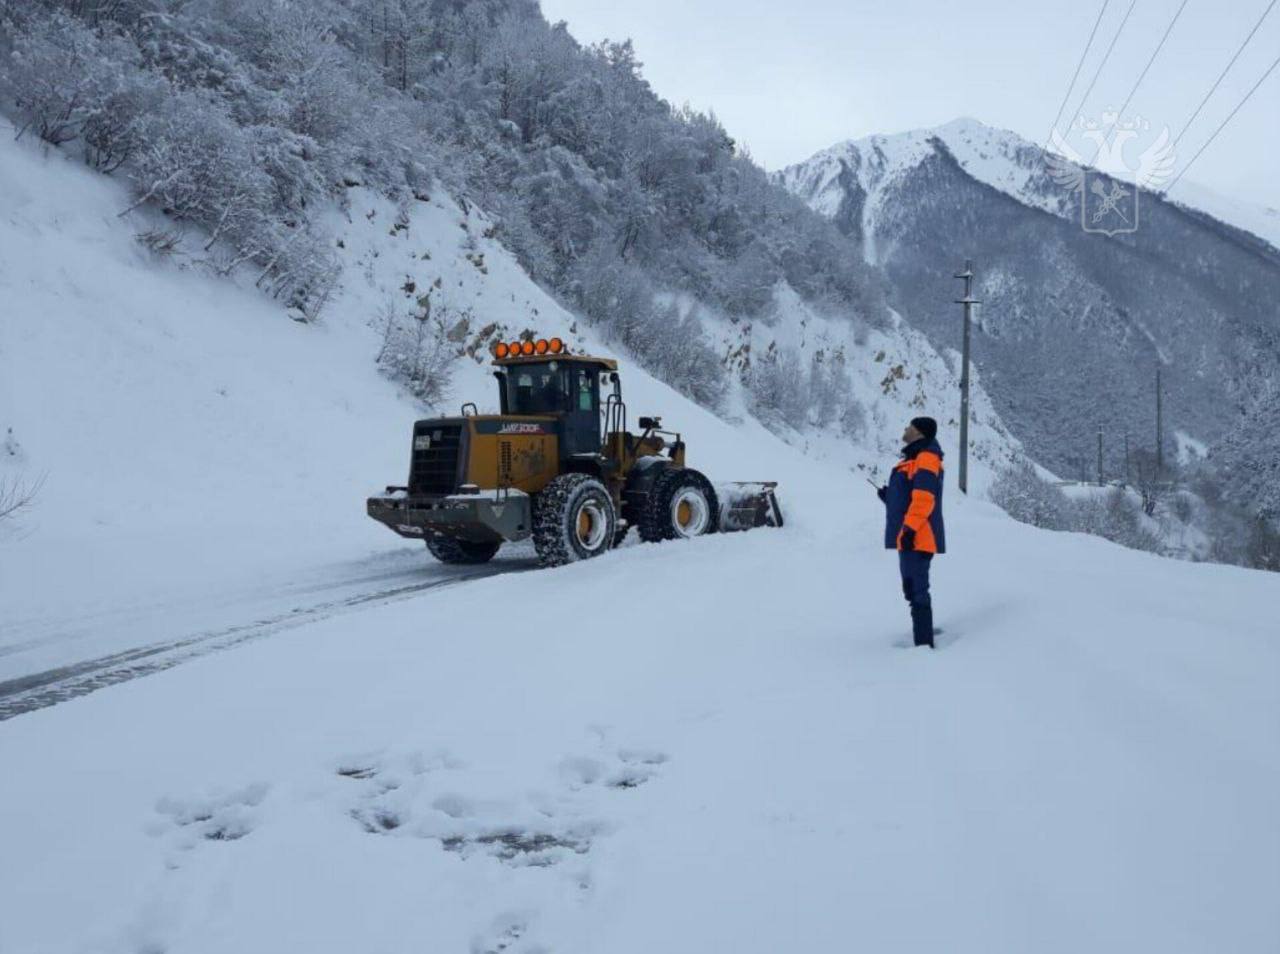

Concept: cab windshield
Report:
left=503, top=362, right=598, bottom=415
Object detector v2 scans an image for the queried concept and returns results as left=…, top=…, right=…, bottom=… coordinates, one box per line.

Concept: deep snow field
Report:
left=2, top=133, right=1278, bottom=954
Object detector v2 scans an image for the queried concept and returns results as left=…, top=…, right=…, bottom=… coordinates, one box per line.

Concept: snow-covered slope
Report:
left=691, top=284, right=1019, bottom=488
left=0, top=124, right=1020, bottom=680
left=1165, top=179, right=1280, bottom=252
left=2, top=128, right=1278, bottom=954
left=0, top=128, right=830, bottom=678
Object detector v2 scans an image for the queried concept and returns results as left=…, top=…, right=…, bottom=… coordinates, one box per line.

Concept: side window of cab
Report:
left=575, top=368, right=596, bottom=412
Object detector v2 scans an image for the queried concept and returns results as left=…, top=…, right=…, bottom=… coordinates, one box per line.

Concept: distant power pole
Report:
left=954, top=260, right=980, bottom=495
left=1069, top=454, right=1086, bottom=484
left=1124, top=433, right=1132, bottom=485
left=1155, top=367, right=1165, bottom=475
left=1097, top=427, right=1104, bottom=486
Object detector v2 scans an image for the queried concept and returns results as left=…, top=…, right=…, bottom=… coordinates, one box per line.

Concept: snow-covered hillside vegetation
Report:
left=2, top=128, right=1279, bottom=954
left=0, top=0, right=889, bottom=427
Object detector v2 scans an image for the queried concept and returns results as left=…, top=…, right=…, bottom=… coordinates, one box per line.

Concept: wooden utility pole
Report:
left=1068, top=454, right=1086, bottom=484
left=954, top=261, right=980, bottom=495
left=1097, top=427, right=1104, bottom=485
left=1156, top=367, right=1164, bottom=474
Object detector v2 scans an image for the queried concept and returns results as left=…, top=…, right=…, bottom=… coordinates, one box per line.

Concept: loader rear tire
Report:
left=425, top=534, right=501, bottom=564
left=638, top=468, right=719, bottom=543
left=533, top=473, right=617, bottom=567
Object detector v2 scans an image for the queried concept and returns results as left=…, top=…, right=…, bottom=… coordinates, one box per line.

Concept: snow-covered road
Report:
left=3, top=505, right=1277, bottom=954
left=0, top=545, right=534, bottom=719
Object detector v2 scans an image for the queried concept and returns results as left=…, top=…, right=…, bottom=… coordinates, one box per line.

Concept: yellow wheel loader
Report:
left=367, top=337, right=782, bottom=567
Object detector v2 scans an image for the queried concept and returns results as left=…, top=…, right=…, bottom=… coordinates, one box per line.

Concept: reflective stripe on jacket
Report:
left=883, top=438, right=946, bottom=554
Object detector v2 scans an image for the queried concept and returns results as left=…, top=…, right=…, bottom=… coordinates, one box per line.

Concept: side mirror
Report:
left=639, top=416, right=660, bottom=430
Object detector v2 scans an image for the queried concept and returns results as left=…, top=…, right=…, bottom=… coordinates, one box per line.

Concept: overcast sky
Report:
left=539, top=0, right=1280, bottom=208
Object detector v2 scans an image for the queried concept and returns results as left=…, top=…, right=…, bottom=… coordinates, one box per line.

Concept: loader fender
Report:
left=621, top=457, right=671, bottom=526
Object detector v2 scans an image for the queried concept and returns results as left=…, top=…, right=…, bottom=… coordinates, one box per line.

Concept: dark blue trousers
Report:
left=898, top=551, right=934, bottom=647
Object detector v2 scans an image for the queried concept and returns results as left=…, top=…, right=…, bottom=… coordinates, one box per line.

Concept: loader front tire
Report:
left=638, top=468, right=720, bottom=542
left=533, top=473, right=617, bottom=567
left=425, top=534, right=501, bottom=564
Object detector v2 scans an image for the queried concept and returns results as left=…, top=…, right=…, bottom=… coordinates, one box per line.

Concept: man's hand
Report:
left=876, top=485, right=887, bottom=502
left=898, top=526, right=916, bottom=551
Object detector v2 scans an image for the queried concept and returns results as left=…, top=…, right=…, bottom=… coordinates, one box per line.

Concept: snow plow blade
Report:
left=715, top=481, right=784, bottom=533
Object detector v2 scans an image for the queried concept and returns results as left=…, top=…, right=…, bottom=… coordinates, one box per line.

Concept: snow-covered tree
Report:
left=989, top=461, right=1067, bottom=530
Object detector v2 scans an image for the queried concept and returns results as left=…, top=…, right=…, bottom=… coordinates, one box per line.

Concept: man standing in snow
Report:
left=878, top=417, right=946, bottom=648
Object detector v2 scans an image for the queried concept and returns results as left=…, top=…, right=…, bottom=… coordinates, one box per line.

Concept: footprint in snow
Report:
left=472, top=913, right=533, bottom=954
left=151, top=782, right=269, bottom=847
left=558, top=747, right=669, bottom=791
left=338, top=742, right=668, bottom=875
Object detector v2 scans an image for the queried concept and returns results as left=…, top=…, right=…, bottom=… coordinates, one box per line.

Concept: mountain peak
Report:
left=775, top=117, right=1055, bottom=229
left=785, top=119, right=1280, bottom=252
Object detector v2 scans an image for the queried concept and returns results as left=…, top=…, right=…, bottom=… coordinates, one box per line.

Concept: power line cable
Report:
left=1101, top=0, right=1190, bottom=140
left=1171, top=0, right=1277, bottom=149
left=1063, top=0, right=1138, bottom=138
left=1041, top=0, right=1112, bottom=156
left=1163, top=50, right=1280, bottom=193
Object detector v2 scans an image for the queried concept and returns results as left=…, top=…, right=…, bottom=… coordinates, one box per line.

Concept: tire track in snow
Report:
left=0, top=566, right=526, bottom=722
left=0, top=558, right=489, bottom=659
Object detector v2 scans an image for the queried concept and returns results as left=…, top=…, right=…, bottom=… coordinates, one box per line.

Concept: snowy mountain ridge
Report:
left=777, top=117, right=1280, bottom=255
left=776, top=118, right=1065, bottom=264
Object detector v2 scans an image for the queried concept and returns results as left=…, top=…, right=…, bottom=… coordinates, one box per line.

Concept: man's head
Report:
left=903, top=416, right=938, bottom=445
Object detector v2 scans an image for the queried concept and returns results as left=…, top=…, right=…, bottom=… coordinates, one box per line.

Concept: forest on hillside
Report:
left=0, top=0, right=886, bottom=413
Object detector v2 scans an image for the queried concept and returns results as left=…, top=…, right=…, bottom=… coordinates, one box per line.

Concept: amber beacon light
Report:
left=493, top=335, right=566, bottom=358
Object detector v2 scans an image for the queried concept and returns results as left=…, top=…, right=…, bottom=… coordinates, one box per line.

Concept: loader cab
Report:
left=493, top=347, right=618, bottom=459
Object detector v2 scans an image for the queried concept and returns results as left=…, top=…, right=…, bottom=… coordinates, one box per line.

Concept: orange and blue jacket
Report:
left=884, top=438, right=946, bottom=554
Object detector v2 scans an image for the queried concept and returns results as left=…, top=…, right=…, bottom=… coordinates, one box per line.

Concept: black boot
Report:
left=910, top=602, right=934, bottom=648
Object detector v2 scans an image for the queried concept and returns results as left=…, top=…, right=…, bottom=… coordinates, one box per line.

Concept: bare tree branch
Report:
left=0, top=473, right=46, bottom=524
